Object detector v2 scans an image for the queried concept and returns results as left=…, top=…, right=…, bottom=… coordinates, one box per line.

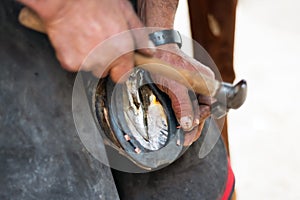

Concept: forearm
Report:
left=137, top=0, right=179, bottom=28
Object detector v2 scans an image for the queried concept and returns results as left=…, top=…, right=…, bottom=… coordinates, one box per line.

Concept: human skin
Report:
left=18, top=0, right=154, bottom=81
left=138, top=0, right=214, bottom=145
left=19, top=0, right=214, bottom=146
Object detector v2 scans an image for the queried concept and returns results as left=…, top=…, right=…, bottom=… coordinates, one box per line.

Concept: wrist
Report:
left=149, top=29, right=182, bottom=48
left=137, top=0, right=178, bottom=28
left=155, top=44, right=180, bottom=54
left=149, top=29, right=182, bottom=49
left=144, top=18, right=174, bottom=29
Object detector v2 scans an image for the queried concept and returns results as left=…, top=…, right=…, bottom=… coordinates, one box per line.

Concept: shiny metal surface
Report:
left=123, top=69, right=168, bottom=150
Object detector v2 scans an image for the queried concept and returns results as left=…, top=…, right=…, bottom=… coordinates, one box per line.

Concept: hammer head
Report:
left=211, top=79, right=247, bottom=119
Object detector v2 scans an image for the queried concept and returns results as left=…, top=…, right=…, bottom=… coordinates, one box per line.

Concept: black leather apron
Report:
left=0, top=1, right=229, bottom=199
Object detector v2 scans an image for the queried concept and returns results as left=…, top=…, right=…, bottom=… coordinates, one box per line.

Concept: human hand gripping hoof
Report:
left=150, top=44, right=215, bottom=146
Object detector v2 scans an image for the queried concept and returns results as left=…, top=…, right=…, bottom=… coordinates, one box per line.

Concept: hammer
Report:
left=18, top=7, right=247, bottom=119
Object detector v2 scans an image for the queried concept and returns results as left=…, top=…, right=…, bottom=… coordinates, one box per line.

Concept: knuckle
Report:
left=58, top=56, right=80, bottom=72
left=109, top=54, right=134, bottom=82
left=206, top=68, right=215, bottom=78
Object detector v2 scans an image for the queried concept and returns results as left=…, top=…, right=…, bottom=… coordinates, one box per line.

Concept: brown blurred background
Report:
left=175, top=0, right=300, bottom=199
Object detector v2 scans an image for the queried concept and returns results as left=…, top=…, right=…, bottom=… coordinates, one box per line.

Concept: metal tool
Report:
left=211, top=80, right=247, bottom=118
left=18, top=7, right=247, bottom=119
left=18, top=7, right=247, bottom=171
left=134, top=54, right=247, bottom=119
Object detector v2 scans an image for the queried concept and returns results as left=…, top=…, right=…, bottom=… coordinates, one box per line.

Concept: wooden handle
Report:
left=19, top=7, right=46, bottom=33
left=18, top=7, right=219, bottom=96
left=134, top=54, right=219, bottom=96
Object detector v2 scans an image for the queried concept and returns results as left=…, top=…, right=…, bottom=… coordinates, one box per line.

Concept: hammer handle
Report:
left=19, top=7, right=219, bottom=96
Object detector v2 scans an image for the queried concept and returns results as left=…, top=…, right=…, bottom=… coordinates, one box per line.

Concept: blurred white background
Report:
left=175, top=0, right=300, bottom=199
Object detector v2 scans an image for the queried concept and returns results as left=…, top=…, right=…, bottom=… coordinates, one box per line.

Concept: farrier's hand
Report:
left=19, top=0, right=153, bottom=81
left=151, top=44, right=215, bottom=146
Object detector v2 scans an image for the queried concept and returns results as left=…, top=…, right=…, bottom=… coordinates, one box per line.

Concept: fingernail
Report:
left=180, top=116, right=193, bottom=131
left=194, top=118, right=200, bottom=125
left=200, top=106, right=211, bottom=119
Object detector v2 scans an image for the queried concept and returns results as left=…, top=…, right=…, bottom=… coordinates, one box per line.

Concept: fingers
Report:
left=182, top=94, right=212, bottom=146
left=192, top=98, right=200, bottom=126
left=188, top=58, right=215, bottom=79
left=109, top=52, right=134, bottom=82
left=133, top=32, right=156, bottom=56
left=80, top=29, right=135, bottom=81
left=183, top=129, right=198, bottom=146
left=174, top=88, right=194, bottom=131
left=90, top=51, right=135, bottom=82
left=198, top=94, right=214, bottom=106
left=183, top=105, right=210, bottom=146
left=154, top=75, right=209, bottom=144
left=84, top=1, right=149, bottom=81
left=154, top=76, right=196, bottom=132
left=199, top=105, right=211, bottom=119
left=121, top=0, right=155, bottom=56
left=151, top=49, right=216, bottom=146
left=52, top=35, right=82, bottom=72
left=25, top=0, right=144, bottom=82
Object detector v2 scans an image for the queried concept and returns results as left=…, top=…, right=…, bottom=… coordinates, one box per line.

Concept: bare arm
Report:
left=138, top=0, right=179, bottom=28
left=137, top=0, right=214, bottom=145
